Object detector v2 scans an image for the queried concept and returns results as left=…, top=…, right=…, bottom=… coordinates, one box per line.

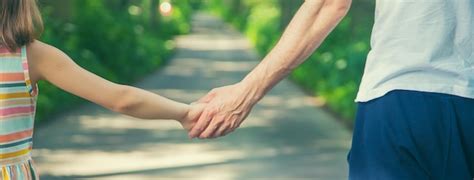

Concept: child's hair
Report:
left=0, top=0, right=43, bottom=51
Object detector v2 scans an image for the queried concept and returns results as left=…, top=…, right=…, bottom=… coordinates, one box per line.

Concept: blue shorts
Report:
left=347, top=90, right=474, bottom=180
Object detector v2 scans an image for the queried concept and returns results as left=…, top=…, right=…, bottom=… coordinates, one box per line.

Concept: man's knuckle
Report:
left=208, top=109, right=217, bottom=116
left=203, top=109, right=212, bottom=116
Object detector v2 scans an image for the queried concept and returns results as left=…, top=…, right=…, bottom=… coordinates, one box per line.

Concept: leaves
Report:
left=35, top=0, right=195, bottom=123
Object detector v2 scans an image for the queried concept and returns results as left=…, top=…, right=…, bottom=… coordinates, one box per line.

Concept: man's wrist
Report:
left=239, top=77, right=266, bottom=104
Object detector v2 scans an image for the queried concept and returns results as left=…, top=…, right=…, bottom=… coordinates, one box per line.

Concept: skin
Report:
left=26, top=40, right=203, bottom=130
left=189, top=0, right=352, bottom=139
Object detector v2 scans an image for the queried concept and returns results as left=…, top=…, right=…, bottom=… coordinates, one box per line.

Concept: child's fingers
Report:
left=197, top=95, right=213, bottom=103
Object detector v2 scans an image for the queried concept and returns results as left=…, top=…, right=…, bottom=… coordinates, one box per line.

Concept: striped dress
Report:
left=0, top=46, right=39, bottom=180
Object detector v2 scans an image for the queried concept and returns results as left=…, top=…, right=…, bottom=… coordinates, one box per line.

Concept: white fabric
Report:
left=356, top=0, right=474, bottom=102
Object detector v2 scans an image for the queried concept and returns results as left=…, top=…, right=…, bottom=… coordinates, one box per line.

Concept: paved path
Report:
left=33, top=13, right=352, bottom=180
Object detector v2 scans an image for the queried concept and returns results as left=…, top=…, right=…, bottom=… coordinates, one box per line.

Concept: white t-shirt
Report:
left=356, top=0, right=474, bottom=102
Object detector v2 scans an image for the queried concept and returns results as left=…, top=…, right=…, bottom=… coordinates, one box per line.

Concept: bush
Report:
left=35, top=0, right=194, bottom=123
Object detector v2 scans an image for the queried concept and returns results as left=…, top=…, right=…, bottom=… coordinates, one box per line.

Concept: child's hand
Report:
left=180, top=103, right=206, bottom=131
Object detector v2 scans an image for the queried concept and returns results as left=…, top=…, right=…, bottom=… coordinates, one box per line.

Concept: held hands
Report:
left=179, top=103, right=206, bottom=131
left=187, top=82, right=261, bottom=139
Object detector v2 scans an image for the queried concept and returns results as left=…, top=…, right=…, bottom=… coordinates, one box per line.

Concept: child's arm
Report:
left=27, top=40, right=193, bottom=122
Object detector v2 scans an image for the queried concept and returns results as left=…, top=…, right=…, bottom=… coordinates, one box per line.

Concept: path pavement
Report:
left=33, top=13, right=352, bottom=180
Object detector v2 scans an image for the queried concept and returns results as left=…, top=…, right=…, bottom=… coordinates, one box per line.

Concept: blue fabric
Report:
left=348, top=90, right=474, bottom=180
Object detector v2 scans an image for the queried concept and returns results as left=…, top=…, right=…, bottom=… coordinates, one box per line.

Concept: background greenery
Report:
left=35, top=0, right=375, bottom=124
left=204, top=0, right=375, bottom=122
left=36, top=0, right=196, bottom=123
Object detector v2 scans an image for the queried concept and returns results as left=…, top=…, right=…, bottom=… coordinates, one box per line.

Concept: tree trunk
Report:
left=150, top=0, right=161, bottom=30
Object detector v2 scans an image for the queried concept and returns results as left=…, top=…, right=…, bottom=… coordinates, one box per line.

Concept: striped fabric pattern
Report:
left=0, top=46, right=39, bottom=180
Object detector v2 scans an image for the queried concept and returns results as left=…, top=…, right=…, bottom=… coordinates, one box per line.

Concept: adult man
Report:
left=190, top=0, right=474, bottom=179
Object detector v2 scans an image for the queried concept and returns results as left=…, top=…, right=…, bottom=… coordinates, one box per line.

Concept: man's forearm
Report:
left=241, top=0, right=351, bottom=101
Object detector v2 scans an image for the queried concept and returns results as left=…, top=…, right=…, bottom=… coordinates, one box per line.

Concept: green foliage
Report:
left=35, top=0, right=194, bottom=123
left=245, top=3, right=281, bottom=54
left=205, top=0, right=375, bottom=122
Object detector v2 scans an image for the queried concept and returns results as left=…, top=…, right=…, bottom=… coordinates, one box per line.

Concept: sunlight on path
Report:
left=33, top=13, right=352, bottom=180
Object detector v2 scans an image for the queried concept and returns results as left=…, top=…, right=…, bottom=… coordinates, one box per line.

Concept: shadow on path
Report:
left=34, top=13, right=352, bottom=180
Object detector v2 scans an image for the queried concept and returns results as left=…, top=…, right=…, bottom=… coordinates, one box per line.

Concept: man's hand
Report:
left=188, top=82, right=260, bottom=139
left=188, top=0, right=351, bottom=139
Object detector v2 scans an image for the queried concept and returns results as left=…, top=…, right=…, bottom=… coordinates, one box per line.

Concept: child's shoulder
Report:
left=26, top=40, right=73, bottom=83
left=27, top=40, right=59, bottom=57
left=27, top=40, right=67, bottom=63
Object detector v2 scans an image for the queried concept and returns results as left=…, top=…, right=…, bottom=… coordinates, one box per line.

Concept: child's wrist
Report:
left=175, top=103, right=191, bottom=122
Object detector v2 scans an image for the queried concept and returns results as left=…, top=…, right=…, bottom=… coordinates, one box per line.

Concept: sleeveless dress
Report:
left=0, top=46, right=39, bottom=180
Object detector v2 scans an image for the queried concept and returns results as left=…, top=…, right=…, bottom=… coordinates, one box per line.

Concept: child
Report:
left=0, top=0, right=203, bottom=179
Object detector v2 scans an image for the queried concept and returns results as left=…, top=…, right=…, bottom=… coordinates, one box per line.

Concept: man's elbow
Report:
left=328, top=0, right=352, bottom=17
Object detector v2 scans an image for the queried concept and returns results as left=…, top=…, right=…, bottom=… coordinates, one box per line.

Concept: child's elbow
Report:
left=110, top=86, right=138, bottom=114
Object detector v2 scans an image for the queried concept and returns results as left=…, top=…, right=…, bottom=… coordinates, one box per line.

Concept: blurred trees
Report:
left=278, top=0, right=304, bottom=30
left=36, top=0, right=196, bottom=122
left=205, top=0, right=375, bottom=122
left=34, top=0, right=376, bottom=124
left=150, top=0, right=160, bottom=28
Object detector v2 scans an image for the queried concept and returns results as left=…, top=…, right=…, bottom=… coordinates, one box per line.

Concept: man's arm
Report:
left=189, top=0, right=352, bottom=139
left=243, top=0, right=351, bottom=100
